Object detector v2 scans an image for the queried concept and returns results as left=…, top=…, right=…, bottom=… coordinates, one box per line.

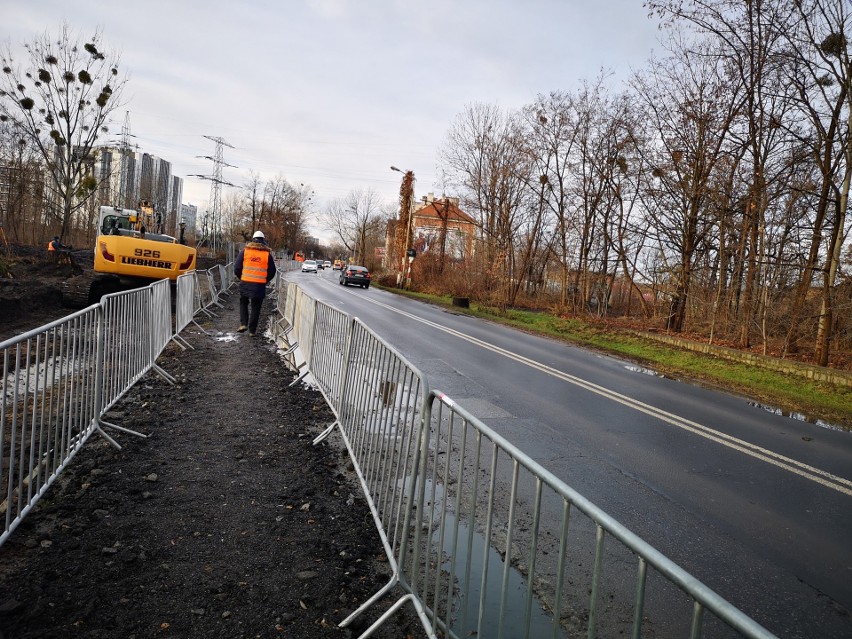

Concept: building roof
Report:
left=414, top=197, right=476, bottom=226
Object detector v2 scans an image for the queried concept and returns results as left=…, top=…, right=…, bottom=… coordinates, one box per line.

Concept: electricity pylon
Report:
left=193, top=136, right=236, bottom=254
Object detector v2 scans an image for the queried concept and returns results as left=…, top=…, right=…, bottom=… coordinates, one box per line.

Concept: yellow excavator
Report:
left=62, top=201, right=196, bottom=307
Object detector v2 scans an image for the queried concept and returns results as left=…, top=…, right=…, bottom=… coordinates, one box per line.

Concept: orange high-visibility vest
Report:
left=47, top=241, right=56, bottom=251
left=241, top=246, right=270, bottom=283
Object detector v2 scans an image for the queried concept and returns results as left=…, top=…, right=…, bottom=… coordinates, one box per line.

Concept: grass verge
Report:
left=378, top=287, right=851, bottom=429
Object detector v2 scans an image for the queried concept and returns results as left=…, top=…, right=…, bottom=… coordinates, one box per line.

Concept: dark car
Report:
left=339, top=265, right=371, bottom=289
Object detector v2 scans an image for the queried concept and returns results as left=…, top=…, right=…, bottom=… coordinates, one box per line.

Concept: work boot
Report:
left=249, top=332, right=256, bottom=337
left=237, top=325, right=247, bottom=333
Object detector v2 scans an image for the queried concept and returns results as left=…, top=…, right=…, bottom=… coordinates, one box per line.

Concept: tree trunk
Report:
left=815, top=139, right=850, bottom=365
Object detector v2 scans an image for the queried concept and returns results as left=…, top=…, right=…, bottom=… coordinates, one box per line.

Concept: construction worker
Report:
left=47, top=236, right=72, bottom=263
left=234, top=230, right=277, bottom=337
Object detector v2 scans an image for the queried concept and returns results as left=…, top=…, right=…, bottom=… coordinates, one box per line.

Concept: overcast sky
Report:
left=4, top=0, right=663, bottom=240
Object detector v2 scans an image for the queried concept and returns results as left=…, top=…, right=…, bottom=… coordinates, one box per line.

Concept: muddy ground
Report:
left=0, top=251, right=425, bottom=638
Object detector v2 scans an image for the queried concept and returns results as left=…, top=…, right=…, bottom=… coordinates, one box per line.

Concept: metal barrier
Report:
left=0, top=278, right=182, bottom=547
left=218, top=263, right=230, bottom=292
left=410, top=391, right=778, bottom=639
left=150, top=279, right=174, bottom=362
left=174, top=271, right=199, bottom=344
left=305, top=301, right=351, bottom=408
left=99, top=285, right=177, bottom=415
left=315, top=318, right=434, bottom=637
left=1, top=307, right=101, bottom=546
left=205, top=266, right=225, bottom=310
left=193, top=270, right=217, bottom=318
left=274, top=283, right=778, bottom=639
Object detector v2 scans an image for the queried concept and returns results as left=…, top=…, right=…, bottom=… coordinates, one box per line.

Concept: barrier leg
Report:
left=94, top=418, right=148, bottom=450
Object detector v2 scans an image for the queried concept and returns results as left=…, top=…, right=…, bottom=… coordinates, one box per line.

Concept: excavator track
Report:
left=61, top=272, right=98, bottom=308
left=61, top=271, right=124, bottom=308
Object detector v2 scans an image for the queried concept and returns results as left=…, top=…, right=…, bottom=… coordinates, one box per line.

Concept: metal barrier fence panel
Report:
left=205, top=267, right=223, bottom=308
left=293, top=290, right=316, bottom=366
left=193, top=271, right=216, bottom=317
left=274, top=277, right=287, bottom=323
left=307, top=301, right=351, bottom=409
left=330, top=317, right=432, bottom=633
left=412, top=391, right=778, bottom=639
left=193, top=271, right=206, bottom=315
left=150, top=279, right=173, bottom=361
left=1, top=307, right=101, bottom=546
left=175, top=272, right=195, bottom=335
left=284, top=281, right=297, bottom=327
left=99, top=287, right=156, bottom=413
left=217, top=263, right=230, bottom=292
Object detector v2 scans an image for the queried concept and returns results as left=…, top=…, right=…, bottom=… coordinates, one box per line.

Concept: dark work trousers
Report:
left=239, top=295, right=265, bottom=333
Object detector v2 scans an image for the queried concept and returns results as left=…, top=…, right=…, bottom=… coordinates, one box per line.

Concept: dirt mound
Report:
left=0, top=253, right=85, bottom=339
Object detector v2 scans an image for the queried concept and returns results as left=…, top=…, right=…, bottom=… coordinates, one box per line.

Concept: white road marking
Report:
left=328, top=285, right=852, bottom=497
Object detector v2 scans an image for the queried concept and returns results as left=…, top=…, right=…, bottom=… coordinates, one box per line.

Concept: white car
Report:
left=323, top=260, right=332, bottom=269
left=301, top=259, right=318, bottom=273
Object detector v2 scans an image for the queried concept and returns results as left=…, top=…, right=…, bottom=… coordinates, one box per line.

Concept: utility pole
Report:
left=192, top=136, right=236, bottom=255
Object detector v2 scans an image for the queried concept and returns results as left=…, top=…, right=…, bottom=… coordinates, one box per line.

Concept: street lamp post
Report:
left=391, top=166, right=415, bottom=288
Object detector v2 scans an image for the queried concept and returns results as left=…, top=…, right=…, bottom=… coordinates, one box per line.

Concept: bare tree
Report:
left=521, top=91, right=580, bottom=309
left=782, top=0, right=852, bottom=365
left=227, top=174, right=311, bottom=252
left=0, top=118, right=43, bottom=242
left=649, top=0, right=796, bottom=347
left=631, top=36, right=740, bottom=332
left=441, top=103, right=531, bottom=308
left=562, top=79, right=640, bottom=316
left=243, top=171, right=263, bottom=236
left=265, top=177, right=312, bottom=253
left=323, top=188, right=384, bottom=266
left=0, top=24, right=127, bottom=242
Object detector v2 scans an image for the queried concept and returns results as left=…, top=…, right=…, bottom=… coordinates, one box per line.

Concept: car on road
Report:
left=339, top=265, right=371, bottom=288
left=323, top=260, right=332, bottom=269
left=333, top=260, right=344, bottom=270
left=301, top=259, right=318, bottom=273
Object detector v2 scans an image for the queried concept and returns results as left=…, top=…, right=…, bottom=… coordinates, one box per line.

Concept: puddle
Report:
left=624, top=366, right=847, bottom=433
left=437, top=512, right=565, bottom=638
left=747, top=402, right=848, bottom=432
left=414, top=478, right=563, bottom=637
left=624, top=364, right=662, bottom=377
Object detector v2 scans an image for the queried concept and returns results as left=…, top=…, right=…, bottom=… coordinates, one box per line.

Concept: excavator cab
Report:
left=63, top=203, right=198, bottom=307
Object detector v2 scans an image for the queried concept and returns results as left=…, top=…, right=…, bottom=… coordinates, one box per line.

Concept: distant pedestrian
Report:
left=234, top=230, right=277, bottom=337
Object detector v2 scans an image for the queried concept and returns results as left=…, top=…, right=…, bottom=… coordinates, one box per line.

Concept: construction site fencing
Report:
left=0, top=279, right=183, bottom=547
left=411, top=391, right=777, bottom=639
left=194, top=270, right=217, bottom=316
left=1, top=307, right=100, bottom=547
left=205, top=266, right=225, bottom=310
left=272, top=283, right=778, bottom=639
left=175, top=272, right=196, bottom=336
left=218, top=263, right=233, bottom=292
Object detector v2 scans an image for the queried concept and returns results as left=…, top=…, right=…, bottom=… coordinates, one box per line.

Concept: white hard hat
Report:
left=252, top=230, right=265, bottom=240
